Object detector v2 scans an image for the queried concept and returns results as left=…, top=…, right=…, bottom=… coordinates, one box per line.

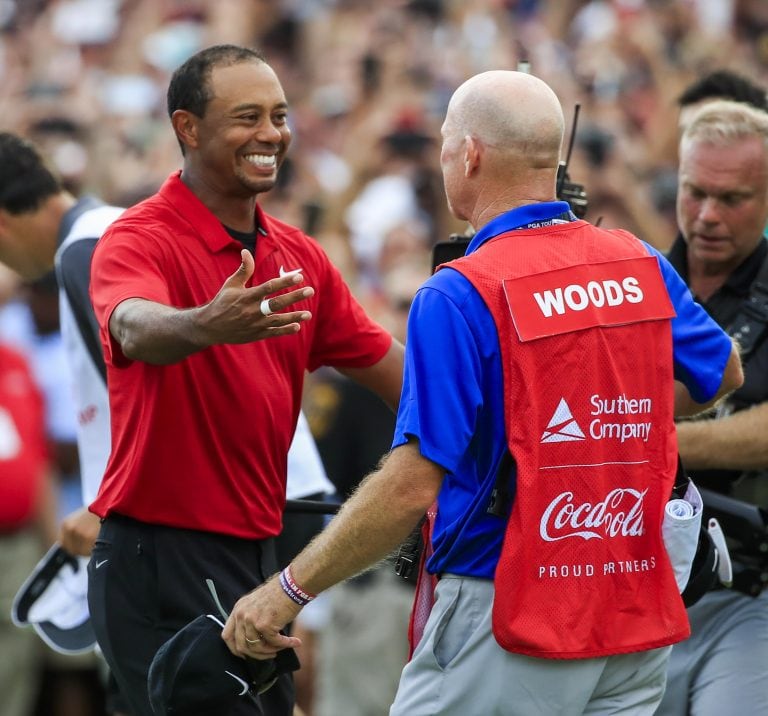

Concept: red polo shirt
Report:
left=90, top=172, right=391, bottom=538
left=0, top=345, right=47, bottom=531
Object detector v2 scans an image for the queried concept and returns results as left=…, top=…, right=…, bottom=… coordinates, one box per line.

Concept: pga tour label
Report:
left=503, top=256, right=676, bottom=341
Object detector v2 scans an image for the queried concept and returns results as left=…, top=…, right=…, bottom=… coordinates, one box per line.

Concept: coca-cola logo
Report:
left=540, top=488, right=646, bottom=542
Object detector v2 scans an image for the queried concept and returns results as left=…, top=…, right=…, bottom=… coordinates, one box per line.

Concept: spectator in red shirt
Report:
left=0, top=264, right=57, bottom=716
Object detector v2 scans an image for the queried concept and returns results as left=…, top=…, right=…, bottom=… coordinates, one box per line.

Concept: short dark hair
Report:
left=0, top=133, right=62, bottom=214
left=166, top=44, right=267, bottom=119
left=677, top=70, right=768, bottom=112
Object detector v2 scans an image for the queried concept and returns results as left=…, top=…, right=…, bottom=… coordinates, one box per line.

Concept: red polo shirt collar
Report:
left=158, top=171, right=277, bottom=267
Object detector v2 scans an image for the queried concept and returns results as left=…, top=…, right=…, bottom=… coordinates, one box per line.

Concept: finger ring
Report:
left=245, top=634, right=263, bottom=645
left=260, top=299, right=273, bottom=317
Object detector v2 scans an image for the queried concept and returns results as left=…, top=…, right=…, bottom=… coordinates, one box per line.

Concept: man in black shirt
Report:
left=657, top=99, right=768, bottom=715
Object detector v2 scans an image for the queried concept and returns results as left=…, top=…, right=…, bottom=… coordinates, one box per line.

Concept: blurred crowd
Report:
left=0, top=0, right=766, bottom=714
left=1, top=0, right=765, bottom=276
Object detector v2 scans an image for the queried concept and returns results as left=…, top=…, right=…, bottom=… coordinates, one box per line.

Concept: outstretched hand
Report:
left=222, top=575, right=303, bottom=660
left=199, top=250, right=314, bottom=346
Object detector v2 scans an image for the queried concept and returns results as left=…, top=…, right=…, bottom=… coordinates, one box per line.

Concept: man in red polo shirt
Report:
left=87, top=45, right=403, bottom=716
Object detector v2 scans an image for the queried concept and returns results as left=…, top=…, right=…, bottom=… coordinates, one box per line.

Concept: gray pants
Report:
left=314, top=568, right=413, bottom=716
left=391, top=575, right=672, bottom=716
left=655, top=588, right=768, bottom=716
left=0, top=528, right=44, bottom=716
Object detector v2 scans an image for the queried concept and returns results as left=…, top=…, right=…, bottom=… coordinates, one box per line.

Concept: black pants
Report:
left=87, top=514, right=294, bottom=716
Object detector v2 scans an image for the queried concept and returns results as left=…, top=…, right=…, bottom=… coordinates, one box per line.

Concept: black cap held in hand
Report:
left=147, top=614, right=299, bottom=715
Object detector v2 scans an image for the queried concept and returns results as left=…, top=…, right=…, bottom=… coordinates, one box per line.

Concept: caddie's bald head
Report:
left=445, top=70, right=564, bottom=168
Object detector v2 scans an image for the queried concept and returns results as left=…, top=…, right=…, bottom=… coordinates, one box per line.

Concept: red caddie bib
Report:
left=452, top=220, right=690, bottom=659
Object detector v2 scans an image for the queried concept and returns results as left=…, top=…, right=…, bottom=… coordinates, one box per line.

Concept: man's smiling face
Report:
left=190, top=60, right=292, bottom=198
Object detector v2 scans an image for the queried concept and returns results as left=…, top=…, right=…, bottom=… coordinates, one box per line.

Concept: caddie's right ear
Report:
left=464, top=135, right=481, bottom=178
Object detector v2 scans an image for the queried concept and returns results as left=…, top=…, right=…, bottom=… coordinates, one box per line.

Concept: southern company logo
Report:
left=540, top=398, right=586, bottom=443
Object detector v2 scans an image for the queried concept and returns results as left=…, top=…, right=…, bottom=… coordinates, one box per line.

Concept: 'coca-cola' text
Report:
left=539, top=488, right=646, bottom=542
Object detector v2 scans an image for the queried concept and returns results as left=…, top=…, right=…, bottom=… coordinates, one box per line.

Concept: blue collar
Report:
left=466, top=201, right=575, bottom=255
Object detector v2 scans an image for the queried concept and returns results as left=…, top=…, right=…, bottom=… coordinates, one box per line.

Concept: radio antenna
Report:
left=557, top=103, right=581, bottom=197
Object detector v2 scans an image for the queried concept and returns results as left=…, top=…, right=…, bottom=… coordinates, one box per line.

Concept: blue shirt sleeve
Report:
left=642, top=242, right=732, bottom=403
left=391, top=271, right=485, bottom=471
left=391, top=267, right=509, bottom=579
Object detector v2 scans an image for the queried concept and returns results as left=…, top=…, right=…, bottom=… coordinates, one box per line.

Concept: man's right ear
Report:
left=463, top=135, right=481, bottom=178
left=170, top=110, right=198, bottom=151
